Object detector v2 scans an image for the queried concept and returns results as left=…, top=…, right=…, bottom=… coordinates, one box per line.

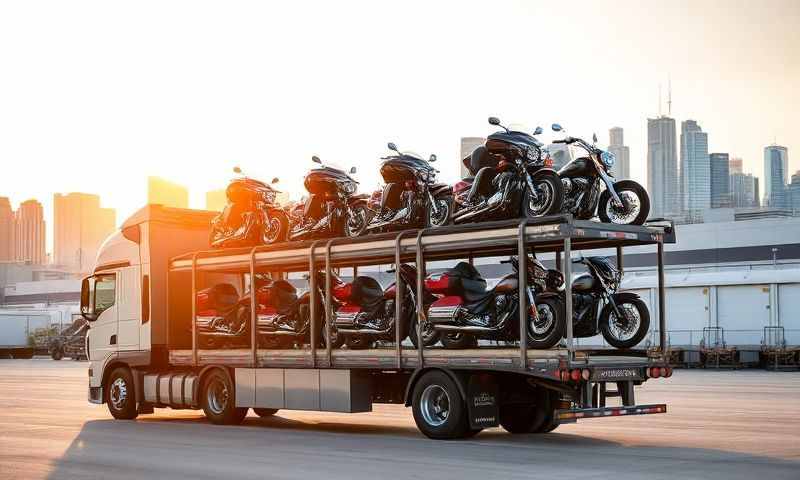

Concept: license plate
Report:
left=593, top=368, right=641, bottom=381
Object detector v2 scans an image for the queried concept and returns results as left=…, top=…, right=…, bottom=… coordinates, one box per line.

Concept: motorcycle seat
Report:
left=467, top=145, right=498, bottom=176
left=351, top=276, right=385, bottom=311
left=444, top=262, right=490, bottom=303
left=267, top=280, right=299, bottom=314
left=202, top=283, right=239, bottom=311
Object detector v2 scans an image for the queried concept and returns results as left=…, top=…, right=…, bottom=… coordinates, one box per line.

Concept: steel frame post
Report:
left=564, top=237, right=574, bottom=365
left=616, top=245, right=623, bottom=274
left=657, top=242, right=667, bottom=360
left=308, top=240, right=324, bottom=368
left=415, top=229, right=428, bottom=368
left=517, top=220, right=528, bottom=370
left=191, top=253, right=198, bottom=367
left=394, top=231, right=415, bottom=369
left=249, top=247, right=258, bottom=368
left=324, top=239, right=336, bottom=368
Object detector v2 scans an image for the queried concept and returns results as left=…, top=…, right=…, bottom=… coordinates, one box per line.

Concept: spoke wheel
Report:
left=345, top=206, right=369, bottom=238
left=427, top=196, right=451, bottom=227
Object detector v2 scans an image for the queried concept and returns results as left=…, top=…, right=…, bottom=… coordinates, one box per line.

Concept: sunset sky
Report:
left=1, top=0, right=798, bottom=252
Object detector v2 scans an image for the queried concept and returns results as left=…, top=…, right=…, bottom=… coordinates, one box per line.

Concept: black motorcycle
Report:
left=254, top=271, right=345, bottom=349
left=288, top=156, right=371, bottom=241
left=424, top=257, right=565, bottom=349
left=556, top=256, right=650, bottom=349
left=551, top=124, right=650, bottom=225
left=210, top=167, right=289, bottom=247
left=195, top=283, right=251, bottom=348
left=453, top=117, right=563, bottom=224
left=365, top=143, right=453, bottom=232
left=333, top=264, right=440, bottom=349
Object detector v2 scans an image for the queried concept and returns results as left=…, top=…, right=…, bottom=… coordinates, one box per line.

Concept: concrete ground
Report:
left=0, top=359, right=798, bottom=480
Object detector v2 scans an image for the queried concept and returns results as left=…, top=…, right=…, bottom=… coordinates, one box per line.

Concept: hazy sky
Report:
left=1, top=0, right=798, bottom=252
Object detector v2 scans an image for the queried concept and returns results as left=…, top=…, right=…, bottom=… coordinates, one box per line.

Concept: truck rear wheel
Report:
left=411, top=370, right=469, bottom=439
left=201, top=369, right=248, bottom=425
left=106, top=367, right=139, bottom=420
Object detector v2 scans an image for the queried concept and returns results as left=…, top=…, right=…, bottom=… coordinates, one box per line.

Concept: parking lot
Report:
left=0, top=358, right=798, bottom=479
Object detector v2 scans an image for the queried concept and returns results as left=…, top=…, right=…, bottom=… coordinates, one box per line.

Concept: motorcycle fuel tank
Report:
left=571, top=273, right=596, bottom=292
left=379, top=155, right=431, bottom=183
left=492, top=274, right=518, bottom=293
left=304, top=167, right=354, bottom=195
left=558, top=157, right=595, bottom=179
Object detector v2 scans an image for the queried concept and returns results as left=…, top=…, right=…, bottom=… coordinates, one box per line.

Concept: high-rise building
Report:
left=0, top=197, right=14, bottom=261
left=206, top=189, right=227, bottom=212
left=709, top=153, right=731, bottom=208
left=148, top=176, right=189, bottom=209
left=788, top=170, right=800, bottom=214
left=730, top=172, right=758, bottom=208
left=763, top=145, right=788, bottom=208
left=14, top=199, right=45, bottom=264
left=460, top=137, right=485, bottom=178
left=680, top=120, right=710, bottom=215
left=53, top=193, right=117, bottom=272
left=607, top=127, right=630, bottom=179
left=729, top=157, right=743, bottom=174
left=647, top=116, right=679, bottom=217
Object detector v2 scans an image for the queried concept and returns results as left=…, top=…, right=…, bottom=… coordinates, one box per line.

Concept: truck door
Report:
left=116, top=266, right=141, bottom=351
left=86, top=273, right=118, bottom=362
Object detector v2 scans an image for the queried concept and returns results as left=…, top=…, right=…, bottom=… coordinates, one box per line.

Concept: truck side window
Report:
left=94, top=274, right=116, bottom=315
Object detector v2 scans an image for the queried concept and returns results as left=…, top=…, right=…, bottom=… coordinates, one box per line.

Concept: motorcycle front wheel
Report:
left=426, top=195, right=452, bottom=228
left=523, top=171, right=564, bottom=218
left=526, top=297, right=565, bottom=349
left=599, top=292, right=650, bottom=349
left=345, top=204, right=371, bottom=238
left=598, top=180, right=650, bottom=225
left=261, top=210, right=289, bottom=245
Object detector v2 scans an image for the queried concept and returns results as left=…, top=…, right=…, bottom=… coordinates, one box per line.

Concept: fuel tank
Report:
left=558, top=157, right=595, bottom=178
left=571, top=273, right=596, bottom=292
left=379, top=155, right=431, bottom=183
left=304, top=167, right=354, bottom=195
left=491, top=274, right=518, bottom=293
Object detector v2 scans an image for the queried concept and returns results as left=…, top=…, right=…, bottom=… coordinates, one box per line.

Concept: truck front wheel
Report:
left=201, top=370, right=248, bottom=425
left=411, top=370, right=469, bottom=439
left=106, top=367, right=138, bottom=420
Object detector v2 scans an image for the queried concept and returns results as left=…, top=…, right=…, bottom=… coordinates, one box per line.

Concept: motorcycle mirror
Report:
left=271, top=177, right=279, bottom=184
left=429, top=154, right=437, bottom=162
left=312, top=155, right=322, bottom=164
left=592, top=133, right=598, bottom=144
left=551, top=124, right=563, bottom=132
left=488, top=116, right=501, bottom=126
left=533, top=126, right=543, bottom=135
left=233, top=166, right=242, bottom=174
left=350, top=166, right=357, bottom=174
left=387, top=142, right=398, bottom=152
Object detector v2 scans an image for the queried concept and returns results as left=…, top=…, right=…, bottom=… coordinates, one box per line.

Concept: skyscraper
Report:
left=647, top=116, right=679, bottom=217
left=607, top=127, right=630, bottom=179
left=763, top=145, right=788, bottom=208
left=788, top=171, right=800, bottom=213
left=148, top=176, right=189, bottom=209
left=730, top=172, right=758, bottom=208
left=14, top=199, right=45, bottom=264
left=0, top=197, right=14, bottom=261
left=54, top=193, right=117, bottom=272
left=680, top=120, right=710, bottom=216
left=460, top=137, right=485, bottom=178
left=729, top=157, right=743, bottom=174
left=709, top=153, right=730, bottom=208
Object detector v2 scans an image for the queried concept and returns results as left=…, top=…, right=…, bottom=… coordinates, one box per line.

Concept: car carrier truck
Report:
left=82, top=205, right=674, bottom=439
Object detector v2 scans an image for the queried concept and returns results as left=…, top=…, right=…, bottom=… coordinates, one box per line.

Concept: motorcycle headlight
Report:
left=343, top=182, right=357, bottom=194
left=601, top=151, right=616, bottom=168
left=526, top=145, right=540, bottom=162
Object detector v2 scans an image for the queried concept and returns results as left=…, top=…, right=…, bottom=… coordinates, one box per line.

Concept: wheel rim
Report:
left=420, top=384, right=451, bottom=427
left=607, top=303, right=641, bottom=342
left=109, top=377, right=128, bottom=411
left=527, top=180, right=554, bottom=216
left=529, top=303, right=555, bottom=338
left=419, top=320, right=437, bottom=343
left=346, top=208, right=367, bottom=237
left=428, top=199, right=449, bottom=227
left=206, top=377, right=229, bottom=415
left=606, top=190, right=641, bottom=224
left=262, top=218, right=282, bottom=244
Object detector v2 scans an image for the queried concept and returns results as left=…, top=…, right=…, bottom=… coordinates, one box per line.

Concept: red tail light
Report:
left=196, top=291, right=211, bottom=312
left=648, top=367, right=662, bottom=378
left=333, top=283, right=352, bottom=301
left=544, top=157, right=553, bottom=167
left=453, top=181, right=470, bottom=194
left=570, top=369, right=581, bottom=381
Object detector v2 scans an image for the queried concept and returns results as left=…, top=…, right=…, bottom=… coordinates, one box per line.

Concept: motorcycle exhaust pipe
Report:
left=433, top=324, right=497, bottom=333
left=335, top=327, right=391, bottom=335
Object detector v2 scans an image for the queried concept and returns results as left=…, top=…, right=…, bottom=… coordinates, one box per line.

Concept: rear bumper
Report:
left=555, top=404, right=666, bottom=423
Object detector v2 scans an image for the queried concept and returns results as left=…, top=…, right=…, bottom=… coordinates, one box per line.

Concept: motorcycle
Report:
left=551, top=124, right=650, bottom=225
left=453, top=117, right=563, bottom=224
left=365, top=143, right=453, bottom=232
left=556, top=256, right=650, bottom=349
left=423, top=257, right=565, bottom=349
left=254, top=271, right=345, bottom=349
left=210, top=167, right=290, bottom=248
left=288, top=156, right=372, bottom=241
left=195, top=283, right=251, bottom=348
left=332, top=264, right=440, bottom=349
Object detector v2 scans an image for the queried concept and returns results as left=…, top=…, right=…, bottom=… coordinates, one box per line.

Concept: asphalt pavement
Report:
left=0, top=358, right=798, bottom=480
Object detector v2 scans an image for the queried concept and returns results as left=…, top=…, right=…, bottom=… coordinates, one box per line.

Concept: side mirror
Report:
left=551, top=124, right=563, bottom=132
left=271, top=177, right=279, bottom=184
left=80, top=278, right=97, bottom=322
left=592, top=133, right=598, bottom=143
left=350, top=166, right=357, bottom=174
left=312, top=155, right=322, bottom=164
left=233, top=166, right=242, bottom=174
left=387, top=142, right=398, bottom=152
left=429, top=154, right=437, bottom=162
left=533, top=126, right=543, bottom=135
left=488, top=116, right=501, bottom=126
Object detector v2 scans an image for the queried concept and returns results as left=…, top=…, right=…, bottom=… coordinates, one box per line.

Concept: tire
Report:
left=523, top=170, right=564, bottom=218
left=439, top=332, right=478, bottom=349
left=345, top=335, right=374, bottom=350
left=411, top=370, right=469, bottom=439
left=51, top=347, right=64, bottom=361
left=500, top=388, right=557, bottom=434
left=409, top=316, right=440, bottom=348
left=599, top=292, right=650, bottom=349
left=529, top=390, right=560, bottom=433
left=598, top=180, right=650, bottom=226
left=320, top=317, right=345, bottom=349
left=426, top=195, right=452, bottom=228
left=106, top=367, right=138, bottom=420
left=201, top=369, right=248, bottom=425
left=526, top=297, right=565, bottom=349
left=345, top=204, right=370, bottom=238
left=261, top=210, right=289, bottom=245
left=253, top=408, right=279, bottom=418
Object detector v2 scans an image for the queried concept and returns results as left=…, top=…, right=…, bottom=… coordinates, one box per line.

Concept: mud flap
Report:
left=466, top=373, right=499, bottom=429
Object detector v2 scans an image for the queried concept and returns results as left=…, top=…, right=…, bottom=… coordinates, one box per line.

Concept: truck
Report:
left=0, top=311, right=54, bottom=358
left=82, top=205, right=675, bottom=439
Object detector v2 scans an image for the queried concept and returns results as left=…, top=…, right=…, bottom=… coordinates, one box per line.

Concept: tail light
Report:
left=648, top=367, right=662, bottom=378
left=425, top=273, right=450, bottom=293
left=333, top=283, right=352, bottom=301
left=569, top=369, right=581, bottom=382
left=544, top=157, right=553, bottom=168
left=663, top=367, right=673, bottom=378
